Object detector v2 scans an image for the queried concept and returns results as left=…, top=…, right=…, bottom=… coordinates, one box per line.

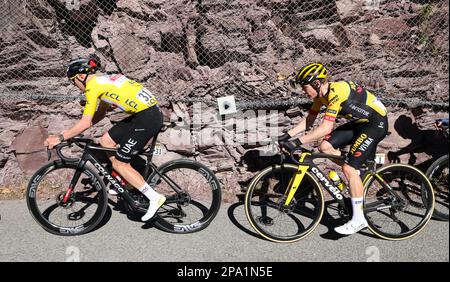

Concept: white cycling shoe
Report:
left=141, top=194, right=166, bottom=222
left=335, top=220, right=368, bottom=235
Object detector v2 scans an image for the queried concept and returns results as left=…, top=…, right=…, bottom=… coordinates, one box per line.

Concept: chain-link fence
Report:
left=0, top=0, right=449, bottom=110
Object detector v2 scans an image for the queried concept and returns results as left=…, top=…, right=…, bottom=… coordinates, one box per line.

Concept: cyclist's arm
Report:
left=299, top=119, right=334, bottom=144
left=297, top=91, right=341, bottom=144
left=288, top=99, right=322, bottom=136
left=92, top=102, right=109, bottom=125
left=60, top=115, right=93, bottom=140
left=288, top=113, right=317, bottom=137
left=60, top=89, right=99, bottom=140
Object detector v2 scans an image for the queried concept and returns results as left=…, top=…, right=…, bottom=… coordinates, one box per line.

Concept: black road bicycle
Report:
left=244, top=145, right=435, bottom=242
left=425, top=120, right=449, bottom=221
left=26, top=124, right=222, bottom=236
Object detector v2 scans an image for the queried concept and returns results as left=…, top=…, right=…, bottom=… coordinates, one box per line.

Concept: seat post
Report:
left=144, top=131, right=159, bottom=161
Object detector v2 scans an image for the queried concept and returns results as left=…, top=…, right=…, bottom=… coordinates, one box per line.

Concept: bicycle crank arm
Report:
left=365, top=202, right=393, bottom=213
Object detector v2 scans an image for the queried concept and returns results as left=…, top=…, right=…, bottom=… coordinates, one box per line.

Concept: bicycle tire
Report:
left=146, top=159, right=222, bottom=234
left=244, top=163, right=324, bottom=243
left=363, top=164, right=434, bottom=241
left=26, top=161, right=108, bottom=236
left=426, top=154, right=449, bottom=221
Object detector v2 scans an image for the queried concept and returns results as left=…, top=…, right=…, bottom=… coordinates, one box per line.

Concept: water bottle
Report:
left=329, top=170, right=345, bottom=191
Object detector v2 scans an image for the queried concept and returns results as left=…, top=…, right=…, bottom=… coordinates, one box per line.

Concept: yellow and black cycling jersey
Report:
left=83, top=74, right=158, bottom=117
left=309, top=80, right=387, bottom=122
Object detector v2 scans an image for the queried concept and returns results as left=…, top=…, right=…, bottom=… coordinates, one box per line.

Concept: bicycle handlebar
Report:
left=47, top=135, right=93, bottom=162
left=278, top=141, right=344, bottom=166
left=277, top=140, right=304, bottom=166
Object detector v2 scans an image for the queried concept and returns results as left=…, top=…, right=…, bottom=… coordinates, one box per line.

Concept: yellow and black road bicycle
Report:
left=244, top=144, right=435, bottom=243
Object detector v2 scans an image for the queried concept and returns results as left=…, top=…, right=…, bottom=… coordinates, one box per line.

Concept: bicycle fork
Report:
left=284, top=153, right=310, bottom=206
left=62, top=161, right=86, bottom=204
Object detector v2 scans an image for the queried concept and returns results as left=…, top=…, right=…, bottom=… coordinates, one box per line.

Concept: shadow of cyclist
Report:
left=91, top=204, right=113, bottom=233
left=227, top=195, right=379, bottom=242
left=318, top=199, right=379, bottom=240
left=387, top=115, right=449, bottom=172
left=107, top=197, right=158, bottom=230
left=227, top=196, right=268, bottom=241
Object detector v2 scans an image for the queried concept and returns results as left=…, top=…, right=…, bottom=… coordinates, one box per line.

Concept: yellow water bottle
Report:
left=329, top=170, right=345, bottom=190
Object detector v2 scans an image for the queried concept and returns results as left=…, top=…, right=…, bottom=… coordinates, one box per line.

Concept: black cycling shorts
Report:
left=324, top=117, right=388, bottom=169
left=109, top=106, right=163, bottom=163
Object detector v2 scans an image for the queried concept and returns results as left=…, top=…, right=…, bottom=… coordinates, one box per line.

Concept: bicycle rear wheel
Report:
left=426, top=154, right=449, bottom=221
left=146, top=159, right=221, bottom=233
left=244, top=164, right=324, bottom=243
left=363, top=164, right=434, bottom=240
left=26, top=162, right=108, bottom=236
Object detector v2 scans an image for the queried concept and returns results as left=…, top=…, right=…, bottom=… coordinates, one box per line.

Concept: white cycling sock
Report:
left=139, top=183, right=160, bottom=201
left=351, top=197, right=366, bottom=223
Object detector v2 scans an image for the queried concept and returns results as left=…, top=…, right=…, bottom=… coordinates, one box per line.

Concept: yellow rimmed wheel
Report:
left=363, top=163, right=435, bottom=241
left=244, top=164, right=324, bottom=243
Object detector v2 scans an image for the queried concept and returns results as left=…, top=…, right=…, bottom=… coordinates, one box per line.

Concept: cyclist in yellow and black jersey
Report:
left=44, top=55, right=166, bottom=221
left=308, top=80, right=387, bottom=123
left=278, top=63, right=389, bottom=235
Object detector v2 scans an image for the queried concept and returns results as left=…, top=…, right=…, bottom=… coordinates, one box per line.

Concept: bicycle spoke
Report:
left=245, top=165, right=324, bottom=242
left=364, top=164, right=434, bottom=239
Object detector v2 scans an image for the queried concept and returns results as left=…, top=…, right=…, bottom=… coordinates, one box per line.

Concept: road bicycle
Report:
left=26, top=123, right=222, bottom=236
left=425, top=119, right=449, bottom=221
left=244, top=144, right=435, bottom=242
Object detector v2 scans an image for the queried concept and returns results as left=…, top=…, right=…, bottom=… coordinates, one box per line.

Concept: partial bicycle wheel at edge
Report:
left=147, top=159, right=221, bottom=234
left=26, top=161, right=108, bottom=236
left=245, top=163, right=324, bottom=243
left=363, top=164, right=434, bottom=241
left=425, top=154, right=449, bottom=221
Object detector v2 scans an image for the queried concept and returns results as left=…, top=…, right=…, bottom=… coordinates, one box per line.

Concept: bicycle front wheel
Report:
left=26, top=161, right=108, bottom=236
left=147, top=159, right=222, bottom=233
left=426, top=154, right=449, bottom=221
left=244, top=164, right=324, bottom=243
left=363, top=164, right=434, bottom=240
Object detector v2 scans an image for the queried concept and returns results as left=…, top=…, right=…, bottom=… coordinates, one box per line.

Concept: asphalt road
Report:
left=0, top=199, right=448, bottom=262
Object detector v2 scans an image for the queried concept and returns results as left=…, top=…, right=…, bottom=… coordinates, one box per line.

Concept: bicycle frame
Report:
left=282, top=151, right=401, bottom=215
left=283, top=152, right=348, bottom=212
left=62, top=135, right=184, bottom=209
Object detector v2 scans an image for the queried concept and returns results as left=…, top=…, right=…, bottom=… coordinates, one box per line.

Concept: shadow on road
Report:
left=227, top=195, right=380, bottom=242
left=227, top=197, right=268, bottom=241
left=107, top=198, right=158, bottom=231
left=90, top=203, right=113, bottom=233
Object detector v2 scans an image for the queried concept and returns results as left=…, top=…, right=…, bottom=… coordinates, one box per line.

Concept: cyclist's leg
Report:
left=109, top=107, right=164, bottom=221
left=100, top=116, right=133, bottom=180
left=320, top=121, right=357, bottom=165
left=109, top=107, right=163, bottom=189
left=344, top=118, right=388, bottom=175
left=336, top=118, right=388, bottom=234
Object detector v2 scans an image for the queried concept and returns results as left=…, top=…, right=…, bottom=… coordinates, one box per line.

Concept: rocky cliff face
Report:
left=0, top=0, right=448, bottom=200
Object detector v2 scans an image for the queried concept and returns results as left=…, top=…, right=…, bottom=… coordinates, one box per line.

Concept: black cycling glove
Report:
left=280, top=139, right=302, bottom=152
left=278, top=133, right=291, bottom=142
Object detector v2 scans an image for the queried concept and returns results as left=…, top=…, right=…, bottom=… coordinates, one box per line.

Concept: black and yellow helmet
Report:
left=295, top=63, right=328, bottom=86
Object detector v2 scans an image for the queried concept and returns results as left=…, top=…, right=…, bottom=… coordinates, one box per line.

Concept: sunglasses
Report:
left=289, top=79, right=309, bottom=89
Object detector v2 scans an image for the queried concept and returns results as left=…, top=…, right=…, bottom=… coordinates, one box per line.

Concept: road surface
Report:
left=0, top=199, right=448, bottom=262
